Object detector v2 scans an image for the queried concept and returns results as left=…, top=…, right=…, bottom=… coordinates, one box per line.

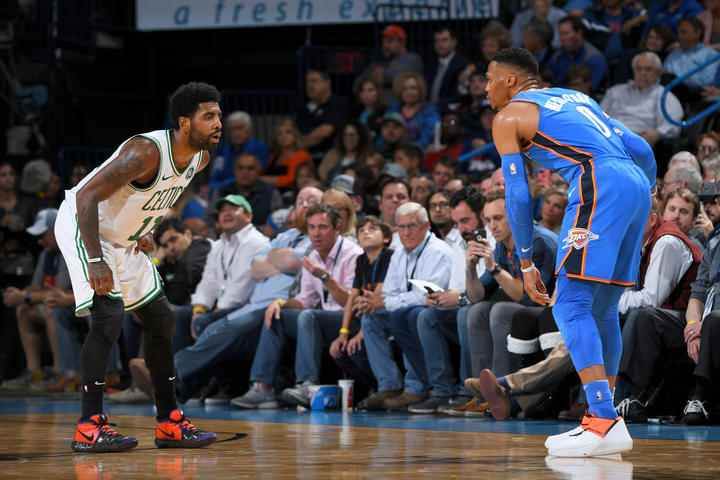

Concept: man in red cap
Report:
left=365, top=24, right=423, bottom=102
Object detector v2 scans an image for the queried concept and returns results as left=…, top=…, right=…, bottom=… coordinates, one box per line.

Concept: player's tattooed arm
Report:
left=76, top=137, right=160, bottom=259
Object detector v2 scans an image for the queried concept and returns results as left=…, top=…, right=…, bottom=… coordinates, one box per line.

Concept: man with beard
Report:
left=55, top=82, right=221, bottom=452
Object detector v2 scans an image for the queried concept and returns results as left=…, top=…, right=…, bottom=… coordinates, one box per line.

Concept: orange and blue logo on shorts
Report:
left=562, top=228, right=600, bottom=251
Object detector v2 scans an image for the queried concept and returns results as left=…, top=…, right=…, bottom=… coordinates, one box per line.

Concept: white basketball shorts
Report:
left=55, top=199, right=163, bottom=317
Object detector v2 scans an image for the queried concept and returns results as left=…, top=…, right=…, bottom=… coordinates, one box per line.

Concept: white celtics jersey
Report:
left=69, top=129, right=203, bottom=248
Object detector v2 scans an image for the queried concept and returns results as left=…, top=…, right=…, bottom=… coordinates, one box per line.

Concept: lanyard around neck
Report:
left=221, top=237, right=241, bottom=281
left=322, top=238, right=344, bottom=303
left=405, top=235, right=431, bottom=290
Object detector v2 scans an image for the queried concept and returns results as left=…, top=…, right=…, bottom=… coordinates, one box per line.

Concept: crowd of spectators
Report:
left=5, top=0, right=720, bottom=426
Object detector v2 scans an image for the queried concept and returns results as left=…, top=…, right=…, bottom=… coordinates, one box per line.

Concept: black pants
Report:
left=695, top=312, right=720, bottom=393
left=334, top=345, right=376, bottom=401
left=508, top=306, right=561, bottom=356
left=619, top=307, right=694, bottom=406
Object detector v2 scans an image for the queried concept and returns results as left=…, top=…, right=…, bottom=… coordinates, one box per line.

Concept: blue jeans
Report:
left=417, top=307, right=472, bottom=397
left=388, top=306, right=431, bottom=395
left=295, top=309, right=344, bottom=383
left=361, top=310, right=403, bottom=392
left=174, top=306, right=265, bottom=386
left=53, top=307, right=82, bottom=375
left=249, top=309, right=302, bottom=385
left=172, top=305, right=234, bottom=354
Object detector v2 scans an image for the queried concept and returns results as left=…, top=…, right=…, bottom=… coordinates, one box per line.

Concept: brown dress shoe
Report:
left=476, top=369, right=511, bottom=420
left=356, top=389, right=403, bottom=410
left=440, top=397, right=489, bottom=417
left=382, top=391, right=428, bottom=410
left=464, top=377, right=484, bottom=397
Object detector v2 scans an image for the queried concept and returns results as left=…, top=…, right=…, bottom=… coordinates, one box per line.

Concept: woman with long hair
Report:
left=263, top=117, right=312, bottom=190
left=355, top=77, right=387, bottom=138
left=318, top=122, right=372, bottom=182
left=322, top=188, right=358, bottom=238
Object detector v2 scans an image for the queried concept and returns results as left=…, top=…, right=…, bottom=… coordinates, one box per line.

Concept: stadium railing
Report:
left=661, top=53, right=720, bottom=129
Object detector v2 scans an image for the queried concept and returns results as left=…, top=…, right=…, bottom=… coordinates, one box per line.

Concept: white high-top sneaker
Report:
left=547, top=416, right=633, bottom=457
left=545, top=415, right=591, bottom=450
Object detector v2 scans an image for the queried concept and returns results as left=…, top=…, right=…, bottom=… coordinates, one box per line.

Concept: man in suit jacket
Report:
left=426, top=27, right=468, bottom=104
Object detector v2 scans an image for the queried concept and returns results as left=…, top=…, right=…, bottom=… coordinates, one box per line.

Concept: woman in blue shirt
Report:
left=388, top=73, right=440, bottom=150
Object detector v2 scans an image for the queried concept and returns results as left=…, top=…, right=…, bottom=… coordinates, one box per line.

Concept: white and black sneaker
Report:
left=682, top=399, right=710, bottom=425
left=615, top=398, right=648, bottom=424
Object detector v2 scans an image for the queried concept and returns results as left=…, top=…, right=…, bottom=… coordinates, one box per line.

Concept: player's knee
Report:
left=89, top=296, right=124, bottom=345
left=135, top=295, right=175, bottom=338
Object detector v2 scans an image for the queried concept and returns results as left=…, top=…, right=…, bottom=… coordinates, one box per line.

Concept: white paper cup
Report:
left=338, top=379, right=354, bottom=412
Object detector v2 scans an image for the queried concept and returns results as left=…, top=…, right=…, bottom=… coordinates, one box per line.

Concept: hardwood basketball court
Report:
left=1, top=397, right=719, bottom=479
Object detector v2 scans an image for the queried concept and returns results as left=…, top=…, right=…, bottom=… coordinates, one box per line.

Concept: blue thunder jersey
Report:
left=513, top=87, right=632, bottom=185
left=506, top=87, right=652, bottom=285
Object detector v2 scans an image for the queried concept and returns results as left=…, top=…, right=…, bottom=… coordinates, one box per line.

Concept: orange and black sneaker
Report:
left=155, top=409, right=217, bottom=449
left=71, top=413, right=138, bottom=453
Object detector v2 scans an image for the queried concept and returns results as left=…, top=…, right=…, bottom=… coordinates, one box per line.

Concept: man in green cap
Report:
left=186, top=194, right=269, bottom=339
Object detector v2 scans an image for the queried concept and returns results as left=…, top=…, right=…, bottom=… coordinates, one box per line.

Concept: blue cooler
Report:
left=309, top=385, right=341, bottom=411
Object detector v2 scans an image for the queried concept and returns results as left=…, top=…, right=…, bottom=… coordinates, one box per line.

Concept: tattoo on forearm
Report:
left=76, top=138, right=157, bottom=258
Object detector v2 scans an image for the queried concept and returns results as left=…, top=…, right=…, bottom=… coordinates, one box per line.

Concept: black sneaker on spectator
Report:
left=205, top=383, right=234, bottom=405
left=615, top=398, right=648, bottom=424
left=682, top=399, right=710, bottom=425
left=408, top=396, right=451, bottom=414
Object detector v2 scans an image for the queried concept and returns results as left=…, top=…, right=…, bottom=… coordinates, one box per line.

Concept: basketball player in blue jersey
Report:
left=481, top=48, right=656, bottom=457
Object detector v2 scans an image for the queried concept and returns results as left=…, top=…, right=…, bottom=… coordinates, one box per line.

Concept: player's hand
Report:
left=522, top=265, right=550, bottom=306
left=346, top=333, right=364, bottom=355
left=88, top=261, right=114, bottom=296
left=330, top=334, right=349, bottom=359
left=264, top=300, right=283, bottom=329
left=134, top=233, right=155, bottom=255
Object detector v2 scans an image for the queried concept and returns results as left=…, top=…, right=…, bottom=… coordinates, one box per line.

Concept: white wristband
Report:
left=520, top=264, right=536, bottom=273
left=87, top=257, right=104, bottom=264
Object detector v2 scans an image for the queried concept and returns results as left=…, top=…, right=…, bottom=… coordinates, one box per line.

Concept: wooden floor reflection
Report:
left=1, top=413, right=719, bottom=479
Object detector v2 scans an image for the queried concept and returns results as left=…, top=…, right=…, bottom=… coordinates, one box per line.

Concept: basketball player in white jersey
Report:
left=55, top=82, right=221, bottom=452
